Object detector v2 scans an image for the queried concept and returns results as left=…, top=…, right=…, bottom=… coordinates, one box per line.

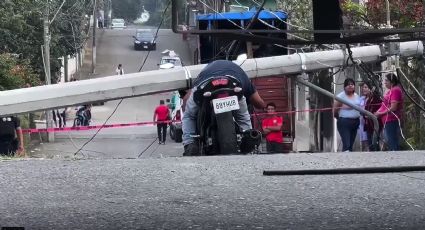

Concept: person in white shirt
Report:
left=116, top=64, right=124, bottom=75
left=333, top=78, right=361, bottom=152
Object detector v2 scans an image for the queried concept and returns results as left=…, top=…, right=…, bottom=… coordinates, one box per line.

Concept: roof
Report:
left=196, top=9, right=287, bottom=21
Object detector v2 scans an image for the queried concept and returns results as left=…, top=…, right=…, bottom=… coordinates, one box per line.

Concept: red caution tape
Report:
left=22, top=120, right=181, bottom=133
left=22, top=103, right=380, bottom=133
left=251, top=102, right=382, bottom=117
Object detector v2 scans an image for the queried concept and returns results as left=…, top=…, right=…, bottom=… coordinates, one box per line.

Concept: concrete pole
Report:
left=105, top=0, right=112, bottom=29
left=91, top=0, right=97, bottom=74
left=109, top=0, right=112, bottom=29
left=64, top=56, right=69, bottom=82
left=385, top=0, right=391, bottom=27
left=75, top=50, right=80, bottom=79
left=383, top=0, right=394, bottom=77
left=43, top=4, right=54, bottom=142
left=0, top=41, right=423, bottom=116
left=43, top=11, right=51, bottom=86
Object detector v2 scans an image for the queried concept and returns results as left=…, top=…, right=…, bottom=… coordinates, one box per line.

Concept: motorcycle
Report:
left=73, top=105, right=91, bottom=127
left=192, top=75, right=261, bottom=155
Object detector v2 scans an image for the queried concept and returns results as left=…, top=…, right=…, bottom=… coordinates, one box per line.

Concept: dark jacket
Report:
left=194, top=60, right=256, bottom=101
left=364, top=94, right=383, bottom=133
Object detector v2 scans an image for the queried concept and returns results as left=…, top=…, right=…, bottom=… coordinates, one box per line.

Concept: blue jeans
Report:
left=337, top=117, right=360, bottom=152
left=384, top=120, right=400, bottom=151
left=182, top=89, right=252, bottom=146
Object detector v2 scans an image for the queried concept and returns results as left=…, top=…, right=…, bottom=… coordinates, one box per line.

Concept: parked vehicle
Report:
left=158, top=50, right=182, bottom=69
left=133, top=29, right=156, bottom=50
left=169, top=91, right=183, bottom=142
left=111, top=18, right=126, bottom=29
left=191, top=75, right=261, bottom=155
left=159, top=56, right=182, bottom=69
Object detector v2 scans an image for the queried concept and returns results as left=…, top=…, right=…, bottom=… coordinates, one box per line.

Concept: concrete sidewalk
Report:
left=77, top=28, right=105, bottom=81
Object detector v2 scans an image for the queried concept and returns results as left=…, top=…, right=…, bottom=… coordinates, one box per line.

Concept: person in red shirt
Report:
left=262, top=103, right=284, bottom=153
left=153, top=100, right=170, bottom=144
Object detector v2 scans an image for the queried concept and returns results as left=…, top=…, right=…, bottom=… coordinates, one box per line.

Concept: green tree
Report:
left=0, top=0, right=93, bottom=84
left=0, top=53, right=41, bottom=90
left=48, top=0, right=93, bottom=82
left=342, top=0, right=423, bottom=28
left=275, top=0, right=312, bottom=30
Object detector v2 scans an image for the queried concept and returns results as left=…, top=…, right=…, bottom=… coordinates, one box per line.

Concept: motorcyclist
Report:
left=76, top=104, right=92, bottom=126
left=83, top=104, right=92, bottom=126
left=182, top=60, right=266, bottom=156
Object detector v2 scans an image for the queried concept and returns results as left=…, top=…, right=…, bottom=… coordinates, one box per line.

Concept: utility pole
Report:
left=43, top=3, right=54, bottom=142
left=42, top=0, right=66, bottom=142
left=385, top=0, right=391, bottom=27
left=43, top=17, right=51, bottom=85
left=92, top=0, right=97, bottom=74
left=64, top=56, right=69, bottom=82
left=107, top=0, right=112, bottom=29
left=1, top=41, right=423, bottom=117
left=384, top=0, right=401, bottom=74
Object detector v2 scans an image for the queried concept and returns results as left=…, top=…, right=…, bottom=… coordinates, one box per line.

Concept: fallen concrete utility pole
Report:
left=0, top=41, right=422, bottom=116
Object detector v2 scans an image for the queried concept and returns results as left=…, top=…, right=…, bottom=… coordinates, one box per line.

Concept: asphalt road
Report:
left=5, top=27, right=425, bottom=229
left=1, top=151, right=425, bottom=229
left=31, top=28, right=192, bottom=159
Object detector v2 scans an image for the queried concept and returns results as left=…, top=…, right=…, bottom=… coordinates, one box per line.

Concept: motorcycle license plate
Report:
left=144, top=46, right=148, bottom=48
left=212, top=96, right=239, bottom=114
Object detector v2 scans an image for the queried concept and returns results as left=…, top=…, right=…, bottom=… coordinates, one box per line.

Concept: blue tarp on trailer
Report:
left=196, top=9, right=287, bottom=21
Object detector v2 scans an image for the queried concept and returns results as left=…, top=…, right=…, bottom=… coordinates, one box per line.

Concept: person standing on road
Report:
left=333, top=78, right=361, bottom=152
left=153, top=100, right=170, bottom=145
left=116, top=64, right=124, bottom=75
left=52, top=109, right=63, bottom=128
left=375, top=73, right=404, bottom=151
left=0, top=116, right=24, bottom=157
left=60, top=108, right=68, bottom=127
left=262, top=103, right=284, bottom=153
left=362, top=82, right=382, bottom=151
left=358, top=83, right=369, bottom=151
left=83, top=105, right=92, bottom=126
left=97, top=15, right=104, bottom=29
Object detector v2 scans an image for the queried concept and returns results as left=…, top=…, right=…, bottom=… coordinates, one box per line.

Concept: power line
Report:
left=396, top=68, right=425, bottom=113
left=74, top=100, right=123, bottom=156
left=227, top=0, right=266, bottom=59
left=397, top=67, right=425, bottom=104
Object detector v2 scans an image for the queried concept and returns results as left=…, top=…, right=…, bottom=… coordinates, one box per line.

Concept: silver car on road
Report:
left=111, top=18, right=126, bottom=29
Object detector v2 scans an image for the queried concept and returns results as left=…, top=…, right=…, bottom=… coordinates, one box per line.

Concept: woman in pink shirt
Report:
left=375, top=74, right=403, bottom=151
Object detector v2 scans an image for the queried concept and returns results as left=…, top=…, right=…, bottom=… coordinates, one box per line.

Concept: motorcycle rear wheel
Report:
left=216, top=112, right=238, bottom=155
left=73, top=118, right=82, bottom=127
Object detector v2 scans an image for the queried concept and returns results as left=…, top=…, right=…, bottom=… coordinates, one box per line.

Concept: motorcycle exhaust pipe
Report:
left=240, top=129, right=262, bottom=153
left=247, top=129, right=261, bottom=143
